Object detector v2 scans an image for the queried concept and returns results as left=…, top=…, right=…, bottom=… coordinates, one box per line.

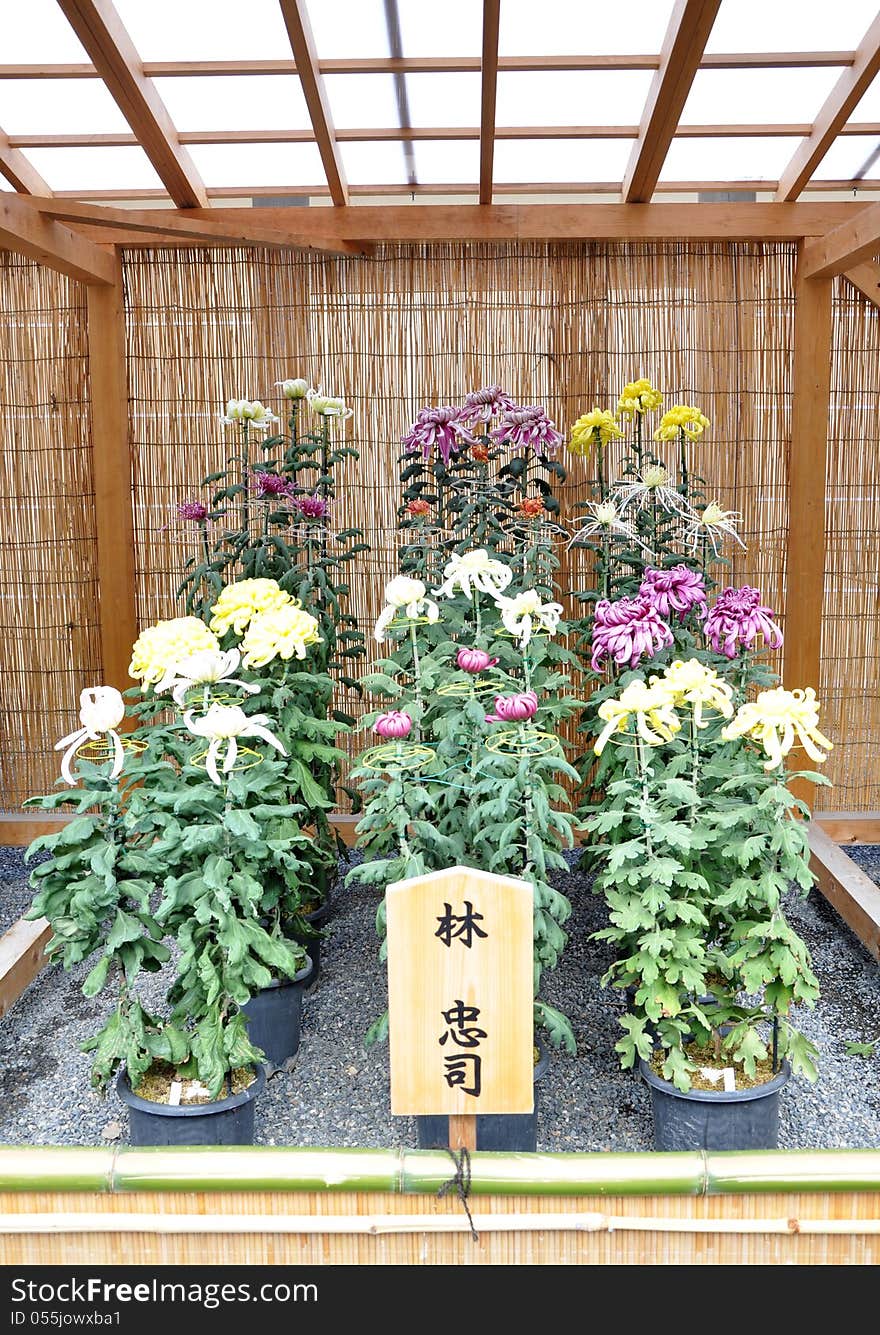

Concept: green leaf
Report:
left=82, top=954, right=111, bottom=998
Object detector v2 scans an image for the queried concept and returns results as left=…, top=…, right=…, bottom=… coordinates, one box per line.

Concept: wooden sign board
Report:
left=386, top=865, right=534, bottom=1117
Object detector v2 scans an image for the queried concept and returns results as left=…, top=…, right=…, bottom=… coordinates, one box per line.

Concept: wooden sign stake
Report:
left=448, top=1113, right=477, bottom=1152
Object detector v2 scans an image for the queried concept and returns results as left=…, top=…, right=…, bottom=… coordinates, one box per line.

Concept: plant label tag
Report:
left=699, top=1067, right=722, bottom=1085
left=722, top=1067, right=736, bottom=1092
left=168, top=1081, right=182, bottom=1107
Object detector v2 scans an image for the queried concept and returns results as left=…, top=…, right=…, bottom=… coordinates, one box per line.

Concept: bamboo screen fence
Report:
left=0, top=241, right=877, bottom=811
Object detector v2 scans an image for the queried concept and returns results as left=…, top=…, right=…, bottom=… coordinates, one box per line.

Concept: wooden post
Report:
left=448, top=1114, right=478, bottom=1152
left=86, top=247, right=138, bottom=691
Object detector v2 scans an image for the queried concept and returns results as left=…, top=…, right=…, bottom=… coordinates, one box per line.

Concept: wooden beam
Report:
left=802, top=201, right=880, bottom=278
left=279, top=0, right=348, bottom=207
left=0, top=917, right=51, bottom=1020
left=783, top=245, right=832, bottom=808
left=0, top=193, right=115, bottom=285
left=776, top=13, right=880, bottom=201
left=809, top=827, right=880, bottom=963
left=479, top=0, right=501, bottom=206
left=0, top=128, right=51, bottom=195
left=26, top=197, right=369, bottom=257
left=55, top=0, right=207, bottom=209
left=816, top=813, right=880, bottom=845
left=623, top=0, right=722, bottom=202
left=844, top=259, right=880, bottom=309
left=86, top=248, right=138, bottom=692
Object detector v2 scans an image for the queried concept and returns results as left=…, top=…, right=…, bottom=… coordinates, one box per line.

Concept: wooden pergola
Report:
left=1, top=0, right=880, bottom=980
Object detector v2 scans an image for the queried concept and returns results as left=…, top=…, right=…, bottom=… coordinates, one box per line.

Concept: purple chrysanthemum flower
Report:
left=177, top=500, right=209, bottom=523
left=704, top=586, right=783, bottom=659
left=402, top=406, right=474, bottom=466
left=490, top=405, right=564, bottom=455
left=639, top=565, right=708, bottom=624
left=461, top=385, right=516, bottom=425
left=293, top=495, right=330, bottom=521
left=252, top=472, right=293, bottom=498
left=591, top=596, right=674, bottom=673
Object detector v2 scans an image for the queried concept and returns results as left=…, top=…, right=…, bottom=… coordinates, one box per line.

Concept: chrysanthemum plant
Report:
left=568, top=379, right=832, bottom=1090
left=177, top=384, right=367, bottom=692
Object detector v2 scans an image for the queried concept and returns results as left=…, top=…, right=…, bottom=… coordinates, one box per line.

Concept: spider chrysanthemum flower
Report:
left=129, top=618, right=220, bottom=686
left=704, top=585, right=783, bottom=659
left=568, top=499, right=647, bottom=551
left=183, top=704, right=287, bottom=785
left=653, top=404, right=710, bottom=443
left=374, top=575, right=440, bottom=642
left=434, top=548, right=513, bottom=600
left=252, top=471, right=293, bottom=498
left=55, top=686, right=127, bottom=784
left=402, top=405, right=473, bottom=466
left=240, top=604, right=323, bottom=667
left=617, top=379, right=663, bottom=417
left=683, top=501, right=746, bottom=557
left=568, top=409, right=625, bottom=457
left=307, top=388, right=353, bottom=419
left=153, top=648, right=261, bottom=707
left=177, top=500, right=209, bottom=523
left=490, top=405, right=564, bottom=455
left=721, top=687, right=833, bottom=771
left=593, top=679, right=681, bottom=755
left=460, top=385, right=516, bottom=426
left=292, top=495, right=330, bottom=521
left=591, top=595, right=674, bottom=673
left=209, top=578, right=293, bottom=638
left=494, top=588, right=563, bottom=646
left=653, top=658, right=733, bottom=729
left=613, top=464, right=692, bottom=517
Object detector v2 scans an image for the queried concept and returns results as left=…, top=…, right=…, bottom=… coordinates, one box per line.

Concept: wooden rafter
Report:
left=479, top=0, right=501, bottom=206
left=801, top=201, right=880, bottom=277
left=776, top=13, right=880, bottom=201
left=0, top=128, right=51, bottom=195
left=24, top=197, right=370, bottom=257
left=623, top=0, right=722, bottom=203
left=0, top=52, right=862, bottom=78
left=279, top=0, right=348, bottom=207
left=0, top=193, right=115, bottom=285
left=55, top=0, right=207, bottom=209
left=843, top=259, right=880, bottom=309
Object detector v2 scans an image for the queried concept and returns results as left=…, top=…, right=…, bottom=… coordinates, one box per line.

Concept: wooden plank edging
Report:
left=808, top=825, right=880, bottom=961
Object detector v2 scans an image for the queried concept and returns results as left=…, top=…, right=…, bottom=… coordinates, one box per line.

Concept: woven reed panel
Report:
left=0, top=255, right=101, bottom=810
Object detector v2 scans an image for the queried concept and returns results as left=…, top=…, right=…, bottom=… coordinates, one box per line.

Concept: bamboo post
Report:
left=784, top=244, right=833, bottom=800
left=85, top=246, right=138, bottom=691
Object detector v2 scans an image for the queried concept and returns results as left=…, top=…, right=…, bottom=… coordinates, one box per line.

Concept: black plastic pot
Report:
left=639, top=1058, right=791, bottom=1151
left=292, top=900, right=330, bottom=986
left=415, top=1040, right=549, bottom=1152
left=242, top=958, right=313, bottom=1073
left=116, top=1065, right=266, bottom=1147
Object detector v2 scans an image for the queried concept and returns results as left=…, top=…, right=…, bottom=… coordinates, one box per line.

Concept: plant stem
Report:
left=634, top=731, right=654, bottom=859
left=241, top=424, right=251, bottom=538
left=679, top=430, right=689, bottom=500
left=409, top=624, right=424, bottom=735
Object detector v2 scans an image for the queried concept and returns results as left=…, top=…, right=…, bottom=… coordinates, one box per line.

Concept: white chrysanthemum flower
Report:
left=275, top=378, right=310, bottom=400
left=568, top=499, right=648, bottom=551
left=683, top=501, right=746, bottom=557
left=220, top=399, right=279, bottom=429
left=183, top=704, right=286, bottom=786
left=494, top=589, right=564, bottom=646
left=374, top=575, right=440, bottom=642
left=434, top=549, right=514, bottom=601
left=613, top=465, right=693, bottom=517
left=306, top=388, right=353, bottom=420
left=153, top=648, right=261, bottom=708
left=55, top=686, right=126, bottom=785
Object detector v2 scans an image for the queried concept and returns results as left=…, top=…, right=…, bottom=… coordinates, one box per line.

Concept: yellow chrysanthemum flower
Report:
left=594, top=679, right=681, bottom=756
left=129, top=617, right=219, bottom=686
left=569, top=409, right=625, bottom=456
left=721, top=687, right=833, bottom=772
left=617, top=379, right=663, bottom=417
left=653, top=404, right=710, bottom=442
left=241, top=604, right=323, bottom=668
left=653, top=659, right=734, bottom=729
left=209, top=578, right=293, bottom=637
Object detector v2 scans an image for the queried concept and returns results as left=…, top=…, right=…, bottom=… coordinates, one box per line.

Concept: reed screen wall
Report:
left=0, top=242, right=877, bottom=810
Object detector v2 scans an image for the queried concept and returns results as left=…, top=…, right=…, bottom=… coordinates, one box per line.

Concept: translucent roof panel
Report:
left=499, top=0, right=675, bottom=55
left=414, top=140, right=480, bottom=184
left=3, top=0, right=90, bottom=62
left=0, top=80, right=130, bottom=135
left=187, top=142, right=327, bottom=189
left=307, top=0, right=389, bottom=60
left=706, top=0, right=880, bottom=53
left=154, top=77, right=312, bottom=132
left=493, top=139, right=635, bottom=185
left=114, top=0, right=293, bottom=61
left=812, top=135, right=880, bottom=179
left=848, top=73, right=880, bottom=121
left=495, top=72, right=655, bottom=128
left=405, top=74, right=482, bottom=129
left=340, top=141, right=409, bottom=186
left=24, top=147, right=164, bottom=192
left=681, top=68, right=843, bottom=125
left=660, top=136, right=802, bottom=182
left=397, top=1, right=483, bottom=57
left=323, top=74, right=400, bottom=129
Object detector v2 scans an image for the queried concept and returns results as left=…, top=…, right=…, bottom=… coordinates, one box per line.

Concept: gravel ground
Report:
left=0, top=846, right=878, bottom=1150
left=848, top=844, right=880, bottom=888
